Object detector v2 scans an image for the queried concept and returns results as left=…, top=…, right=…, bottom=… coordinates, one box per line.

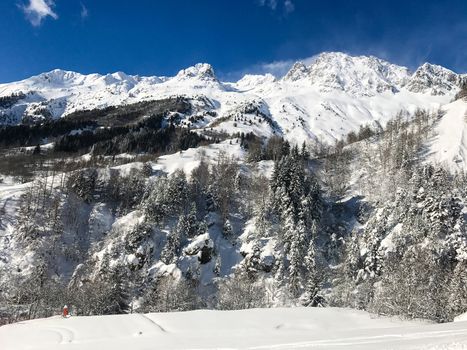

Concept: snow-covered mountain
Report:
left=282, top=53, right=410, bottom=95
left=406, top=63, right=463, bottom=95
left=0, top=52, right=465, bottom=143
left=2, top=52, right=467, bottom=328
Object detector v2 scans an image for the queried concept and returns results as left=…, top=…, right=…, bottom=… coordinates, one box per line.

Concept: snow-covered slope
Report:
left=425, top=99, right=467, bottom=171
left=0, top=52, right=464, bottom=144
left=3, top=307, right=467, bottom=350
left=152, top=139, right=246, bottom=176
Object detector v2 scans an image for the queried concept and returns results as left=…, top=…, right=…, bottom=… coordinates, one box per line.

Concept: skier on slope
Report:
left=62, top=305, right=69, bottom=318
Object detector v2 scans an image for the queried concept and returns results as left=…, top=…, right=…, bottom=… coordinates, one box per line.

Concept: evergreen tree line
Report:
left=327, top=108, right=467, bottom=322
left=0, top=119, right=98, bottom=148
left=0, top=92, right=26, bottom=109
left=3, top=107, right=467, bottom=325
left=238, top=133, right=310, bottom=163
left=1, top=141, right=327, bottom=321
left=333, top=166, right=467, bottom=322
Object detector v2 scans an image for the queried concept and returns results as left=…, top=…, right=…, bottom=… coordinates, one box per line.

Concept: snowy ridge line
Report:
left=0, top=51, right=463, bottom=144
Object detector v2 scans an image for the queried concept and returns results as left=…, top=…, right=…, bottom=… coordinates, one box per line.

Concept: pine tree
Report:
left=449, top=261, right=467, bottom=319
left=160, top=216, right=185, bottom=265
left=166, top=169, right=189, bottom=214
left=222, top=218, right=233, bottom=240
left=142, top=176, right=170, bottom=223
left=93, top=266, right=131, bottom=315
left=160, top=231, right=180, bottom=265
left=301, top=141, right=310, bottom=160
left=288, top=218, right=307, bottom=296
left=184, top=203, right=200, bottom=238
left=304, top=238, right=324, bottom=307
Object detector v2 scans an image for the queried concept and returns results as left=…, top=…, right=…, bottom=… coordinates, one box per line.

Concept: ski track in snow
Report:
left=137, top=313, right=168, bottom=333
left=43, top=325, right=75, bottom=344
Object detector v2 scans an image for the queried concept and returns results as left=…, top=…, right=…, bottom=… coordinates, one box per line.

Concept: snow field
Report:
left=2, top=307, right=467, bottom=350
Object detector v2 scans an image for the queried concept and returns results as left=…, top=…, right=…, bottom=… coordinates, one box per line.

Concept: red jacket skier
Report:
left=62, top=305, right=69, bottom=317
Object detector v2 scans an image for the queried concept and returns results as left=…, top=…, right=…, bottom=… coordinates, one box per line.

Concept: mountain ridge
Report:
left=0, top=52, right=465, bottom=144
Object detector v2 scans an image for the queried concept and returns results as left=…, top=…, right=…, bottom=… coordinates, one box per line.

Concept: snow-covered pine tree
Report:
left=448, top=261, right=467, bottom=319
left=108, top=267, right=130, bottom=314
left=288, top=218, right=307, bottom=296
left=222, top=218, right=233, bottom=240
left=160, top=217, right=184, bottom=265
left=142, top=176, right=170, bottom=223
left=166, top=169, right=189, bottom=214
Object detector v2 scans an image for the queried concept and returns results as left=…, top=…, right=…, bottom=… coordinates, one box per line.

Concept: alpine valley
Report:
left=1, top=51, right=467, bottom=327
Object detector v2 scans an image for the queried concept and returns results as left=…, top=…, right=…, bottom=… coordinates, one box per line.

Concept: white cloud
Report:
left=284, top=0, right=295, bottom=13
left=258, top=0, right=294, bottom=14
left=258, top=0, right=275, bottom=10
left=20, top=0, right=58, bottom=26
left=222, top=55, right=319, bottom=81
left=257, top=59, right=297, bottom=77
left=256, top=55, right=317, bottom=77
left=80, top=2, right=88, bottom=19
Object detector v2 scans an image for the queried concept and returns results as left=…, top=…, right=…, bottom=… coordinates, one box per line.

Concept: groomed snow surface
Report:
left=2, top=307, right=467, bottom=350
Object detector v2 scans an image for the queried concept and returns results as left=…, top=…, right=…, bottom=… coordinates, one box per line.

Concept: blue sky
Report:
left=1, top=0, right=467, bottom=83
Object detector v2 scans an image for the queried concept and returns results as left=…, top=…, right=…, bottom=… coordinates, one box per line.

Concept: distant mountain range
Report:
left=0, top=52, right=465, bottom=144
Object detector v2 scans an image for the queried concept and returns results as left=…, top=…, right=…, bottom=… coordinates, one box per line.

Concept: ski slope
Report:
left=2, top=307, right=467, bottom=350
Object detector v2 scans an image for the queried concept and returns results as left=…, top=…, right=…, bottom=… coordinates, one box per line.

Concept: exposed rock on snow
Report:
left=184, top=233, right=214, bottom=264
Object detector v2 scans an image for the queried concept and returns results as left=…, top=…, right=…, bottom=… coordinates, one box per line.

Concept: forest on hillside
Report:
left=1, top=101, right=467, bottom=326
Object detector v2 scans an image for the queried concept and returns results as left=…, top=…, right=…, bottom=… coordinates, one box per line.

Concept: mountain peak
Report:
left=314, top=51, right=352, bottom=61
left=100, top=71, right=138, bottom=86
left=175, top=63, right=218, bottom=82
left=33, top=69, right=84, bottom=85
left=235, top=73, right=276, bottom=90
left=301, top=52, right=409, bottom=95
left=283, top=62, right=310, bottom=81
left=406, top=62, right=462, bottom=95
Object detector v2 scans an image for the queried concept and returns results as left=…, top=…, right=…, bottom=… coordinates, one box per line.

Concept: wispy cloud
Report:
left=258, top=0, right=277, bottom=10
left=284, top=0, right=294, bottom=13
left=258, top=0, right=295, bottom=14
left=20, top=0, right=58, bottom=26
left=254, top=59, right=298, bottom=77
left=221, top=55, right=319, bottom=81
left=262, top=55, right=319, bottom=76
left=80, top=2, right=88, bottom=19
